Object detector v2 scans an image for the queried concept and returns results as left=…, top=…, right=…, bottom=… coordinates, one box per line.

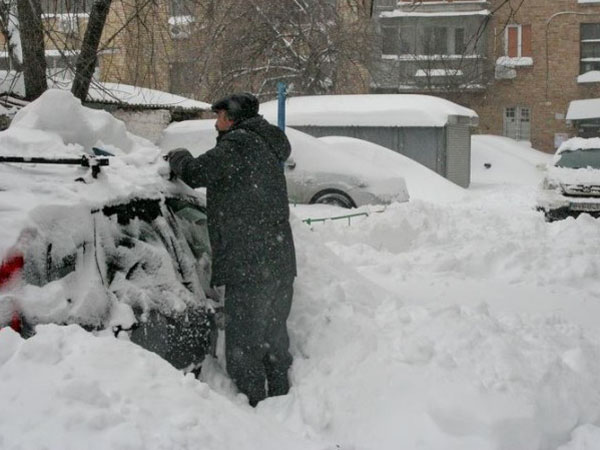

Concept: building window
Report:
left=455, top=28, right=466, bottom=55
left=381, top=26, right=399, bottom=55
left=503, top=106, right=531, bottom=141
left=169, top=61, right=198, bottom=97
left=505, top=24, right=532, bottom=58
left=170, top=0, right=195, bottom=17
left=41, top=0, right=92, bottom=14
left=398, top=26, right=415, bottom=54
left=581, top=23, right=600, bottom=74
left=424, top=26, right=448, bottom=55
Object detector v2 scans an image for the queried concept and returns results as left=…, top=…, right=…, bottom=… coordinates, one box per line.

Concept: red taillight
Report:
left=9, top=312, right=21, bottom=333
left=0, top=253, right=24, bottom=288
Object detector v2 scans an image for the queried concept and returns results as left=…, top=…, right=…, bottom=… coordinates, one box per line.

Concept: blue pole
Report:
left=277, top=82, right=286, bottom=131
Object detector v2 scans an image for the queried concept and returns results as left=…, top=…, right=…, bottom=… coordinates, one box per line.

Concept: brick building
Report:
left=370, top=0, right=600, bottom=153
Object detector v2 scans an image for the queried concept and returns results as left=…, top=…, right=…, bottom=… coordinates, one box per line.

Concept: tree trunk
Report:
left=72, top=0, right=112, bottom=102
left=17, top=0, right=46, bottom=100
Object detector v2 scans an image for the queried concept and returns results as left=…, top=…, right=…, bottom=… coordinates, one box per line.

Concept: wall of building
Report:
left=112, top=109, right=171, bottom=144
left=473, top=0, right=600, bottom=152
left=369, top=0, right=600, bottom=153
left=371, top=0, right=489, bottom=92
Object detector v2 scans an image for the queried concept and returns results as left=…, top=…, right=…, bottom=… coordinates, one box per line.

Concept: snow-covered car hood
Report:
left=545, top=165, right=600, bottom=187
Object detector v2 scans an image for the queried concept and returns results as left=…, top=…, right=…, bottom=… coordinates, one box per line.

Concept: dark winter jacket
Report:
left=168, top=116, right=297, bottom=286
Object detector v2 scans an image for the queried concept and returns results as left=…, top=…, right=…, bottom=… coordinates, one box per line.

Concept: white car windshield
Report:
left=556, top=148, right=600, bottom=169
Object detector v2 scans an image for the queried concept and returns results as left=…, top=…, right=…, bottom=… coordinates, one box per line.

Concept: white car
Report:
left=537, top=137, right=600, bottom=221
left=318, top=136, right=466, bottom=203
left=158, top=120, right=409, bottom=208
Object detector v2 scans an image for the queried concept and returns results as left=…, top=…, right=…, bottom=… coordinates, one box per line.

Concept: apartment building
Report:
left=371, top=0, right=600, bottom=153
left=371, top=0, right=490, bottom=93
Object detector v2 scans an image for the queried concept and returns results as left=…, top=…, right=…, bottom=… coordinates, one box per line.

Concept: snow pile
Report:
left=318, top=136, right=465, bottom=203
left=287, top=188, right=600, bottom=449
left=260, top=94, right=478, bottom=127
left=471, top=135, right=552, bottom=185
left=0, top=325, right=325, bottom=450
left=3, top=188, right=600, bottom=449
left=6, top=89, right=139, bottom=156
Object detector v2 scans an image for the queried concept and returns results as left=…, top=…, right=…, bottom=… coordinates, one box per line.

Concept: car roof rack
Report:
left=0, top=154, right=109, bottom=178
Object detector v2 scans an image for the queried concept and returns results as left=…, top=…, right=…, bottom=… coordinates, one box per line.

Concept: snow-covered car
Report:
left=537, top=137, right=600, bottom=221
left=158, top=120, right=409, bottom=208
left=0, top=90, right=216, bottom=371
left=318, top=136, right=466, bottom=203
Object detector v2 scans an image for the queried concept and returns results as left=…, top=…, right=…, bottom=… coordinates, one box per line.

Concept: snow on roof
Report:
left=557, top=137, right=600, bottom=154
left=415, top=69, right=463, bottom=77
left=0, top=71, right=210, bottom=111
left=260, top=95, right=478, bottom=128
left=566, top=98, right=600, bottom=121
left=86, top=82, right=210, bottom=111
left=578, top=71, right=600, bottom=83
left=496, top=57, right=533, bottom=67
left=380, top=9, right=490, bottom=18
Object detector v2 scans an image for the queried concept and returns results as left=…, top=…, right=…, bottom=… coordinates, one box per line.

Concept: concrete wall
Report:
left=112, top=109, right=171, bottom=144
left=446, top=123, right=471, bottom=187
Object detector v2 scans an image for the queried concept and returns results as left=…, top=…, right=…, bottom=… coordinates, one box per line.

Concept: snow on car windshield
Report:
left=556, top=148, right=600, bottom=169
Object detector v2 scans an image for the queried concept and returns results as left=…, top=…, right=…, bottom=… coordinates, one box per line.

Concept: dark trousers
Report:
left=224, top=276, right=294, bottom=406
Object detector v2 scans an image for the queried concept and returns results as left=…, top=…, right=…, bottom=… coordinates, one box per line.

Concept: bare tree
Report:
left=17, top=0, right=47, bottom=99
left=161, top=0, right=375, bottom=101
left=71, top=0, right=111, bottom=101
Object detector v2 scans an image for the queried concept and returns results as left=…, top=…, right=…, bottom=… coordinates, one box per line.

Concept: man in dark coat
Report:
left=167, top=93, right=297, bottom=407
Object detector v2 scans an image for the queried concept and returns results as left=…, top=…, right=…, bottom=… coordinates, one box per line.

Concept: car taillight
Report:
left=9, top=312, right=21, bottom=333
left=0, top=253, right=24, bottom=289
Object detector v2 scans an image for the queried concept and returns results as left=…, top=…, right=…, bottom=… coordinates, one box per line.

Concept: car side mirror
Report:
left=284, top=158, right=296, bottom=170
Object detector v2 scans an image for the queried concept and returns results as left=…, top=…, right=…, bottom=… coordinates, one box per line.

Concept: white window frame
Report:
left=505, top=24, right=524, bottom=57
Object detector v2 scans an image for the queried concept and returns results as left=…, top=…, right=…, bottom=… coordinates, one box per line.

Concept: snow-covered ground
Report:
left=1, top=99, right=600, bottom=450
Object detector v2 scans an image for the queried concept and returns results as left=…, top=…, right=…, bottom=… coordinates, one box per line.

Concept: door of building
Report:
left=503, top=106, right=531, bottom=141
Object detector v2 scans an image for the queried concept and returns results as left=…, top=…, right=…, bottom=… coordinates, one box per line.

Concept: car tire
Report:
left=311, top=190, right=356, bottom=209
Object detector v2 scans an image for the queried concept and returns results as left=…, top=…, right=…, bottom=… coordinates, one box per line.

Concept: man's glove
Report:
left=164, top=148, right=193, bottom=179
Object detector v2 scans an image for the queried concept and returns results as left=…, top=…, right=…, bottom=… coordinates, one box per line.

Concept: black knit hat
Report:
left=211, top=92, right=259, bottom=122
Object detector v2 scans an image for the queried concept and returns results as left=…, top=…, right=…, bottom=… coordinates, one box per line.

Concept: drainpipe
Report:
left=277, top=81, right=287, bottom=131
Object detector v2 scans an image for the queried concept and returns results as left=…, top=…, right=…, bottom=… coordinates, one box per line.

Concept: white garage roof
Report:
left=260, top=94, right=478, bottom=128
left=566, top=98, right=600, bottom=121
